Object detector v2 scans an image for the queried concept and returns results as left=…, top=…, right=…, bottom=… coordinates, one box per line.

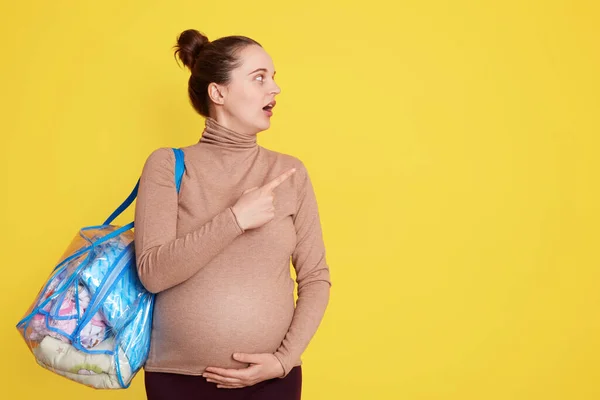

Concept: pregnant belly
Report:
left=147, top=281, right=295, bottom=371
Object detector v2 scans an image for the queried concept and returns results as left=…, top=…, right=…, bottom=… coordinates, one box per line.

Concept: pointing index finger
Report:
left=262, top=168, right=297, bottom=192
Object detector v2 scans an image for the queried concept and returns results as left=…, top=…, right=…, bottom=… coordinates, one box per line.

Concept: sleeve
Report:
left=133, top=147, right=245, bottom=294
left=272, top=161, right=332, bottom=378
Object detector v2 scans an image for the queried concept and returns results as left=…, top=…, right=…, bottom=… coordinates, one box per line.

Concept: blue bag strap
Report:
left=103, top=148, right=185, bottom=226
left=173, top=148, right=185, bottom=193
left=102, top=180, right=139, bottom=226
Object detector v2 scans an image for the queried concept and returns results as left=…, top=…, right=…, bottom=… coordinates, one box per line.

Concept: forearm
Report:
left=136, top=206, right=244, bottom=293
left=273, top=280, right=331, bottom=377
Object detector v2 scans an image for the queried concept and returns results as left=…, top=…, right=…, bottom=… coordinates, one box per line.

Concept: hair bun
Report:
left=174, top=29, right=209, bottom=70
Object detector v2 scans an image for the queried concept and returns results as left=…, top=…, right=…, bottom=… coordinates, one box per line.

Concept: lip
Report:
left=263, top=100, right=276, bottom=117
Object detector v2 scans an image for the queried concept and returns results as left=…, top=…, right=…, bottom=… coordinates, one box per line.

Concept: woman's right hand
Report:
left=231, top=168, right=296, bottom=231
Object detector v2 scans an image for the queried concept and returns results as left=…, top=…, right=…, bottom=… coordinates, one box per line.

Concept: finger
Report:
left=204, top=367, right=249, bottom=380
left=243, top=186, right=259, bottom=194
left=261, top=168, right=296, bottom=192
left=217, top=384, right=246, bottom=389
left=204, top=374, right=242, bottom=384
left=232, top=352, right=262, bottom=364
left=206, top=378, right=230, bottom=385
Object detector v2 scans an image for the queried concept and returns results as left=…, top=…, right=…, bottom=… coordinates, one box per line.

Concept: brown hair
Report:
left=173, top=29, right=261, bottom=117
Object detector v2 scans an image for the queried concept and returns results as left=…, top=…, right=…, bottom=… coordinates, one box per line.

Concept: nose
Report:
left=271, top=81, right=281, bottom=95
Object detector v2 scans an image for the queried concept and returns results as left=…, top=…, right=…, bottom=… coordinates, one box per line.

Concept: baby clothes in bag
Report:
left=34, top=335, right=132, bottom=389
left=16, top=148, right=186, bottom=389
left=27, top=278, right=108, bottom=349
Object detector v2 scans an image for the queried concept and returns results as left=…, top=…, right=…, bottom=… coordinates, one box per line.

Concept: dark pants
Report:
left=144, top=367, right=302, bottom=400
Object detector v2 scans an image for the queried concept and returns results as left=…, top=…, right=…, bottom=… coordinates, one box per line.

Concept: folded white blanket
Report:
left=33, top=335, right=132, bottom=389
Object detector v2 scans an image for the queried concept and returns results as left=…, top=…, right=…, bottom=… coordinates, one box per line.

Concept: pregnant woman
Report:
left=134, top=29, right=332, bottom=400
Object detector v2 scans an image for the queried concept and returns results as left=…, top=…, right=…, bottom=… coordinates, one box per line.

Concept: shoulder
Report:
left=259, top=148, right=314, bottom=198
left=260, top=147, right=308, bottom=175
left=141, top=147, right=177, bottom=174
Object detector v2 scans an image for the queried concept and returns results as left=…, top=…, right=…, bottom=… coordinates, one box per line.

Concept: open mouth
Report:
left=262, top=100, right=276, bottom=115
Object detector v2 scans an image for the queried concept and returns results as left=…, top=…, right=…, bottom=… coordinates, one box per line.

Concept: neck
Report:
left=212, top=108, right=258, bottom=136
left=199, top=117, right=258, bottom=150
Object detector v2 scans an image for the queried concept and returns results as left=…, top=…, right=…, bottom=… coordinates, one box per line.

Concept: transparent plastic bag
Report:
left=16, top=226, right=154, bottom=389
left=16, top=148, right=185, bottom=390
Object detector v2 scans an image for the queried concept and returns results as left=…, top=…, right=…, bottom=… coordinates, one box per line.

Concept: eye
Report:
left=255, top=74, right=264, bottom=83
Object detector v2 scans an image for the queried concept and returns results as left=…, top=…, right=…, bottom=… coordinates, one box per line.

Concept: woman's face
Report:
left=210, top=45, right=281, bottom=136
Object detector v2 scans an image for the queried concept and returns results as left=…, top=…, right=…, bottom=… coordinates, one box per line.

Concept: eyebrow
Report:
left=248, top=68, right=276, bottom=76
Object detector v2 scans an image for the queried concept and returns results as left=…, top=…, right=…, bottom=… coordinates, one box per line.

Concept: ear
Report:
left=208, top=82, right=226, bottom=105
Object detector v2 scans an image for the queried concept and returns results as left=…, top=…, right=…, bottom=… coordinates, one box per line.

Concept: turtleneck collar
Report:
left=199, top=117, right=258, bottom=150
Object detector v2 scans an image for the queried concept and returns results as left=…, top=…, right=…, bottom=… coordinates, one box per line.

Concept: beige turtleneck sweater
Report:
left=133, top=117, right=331, bottom=378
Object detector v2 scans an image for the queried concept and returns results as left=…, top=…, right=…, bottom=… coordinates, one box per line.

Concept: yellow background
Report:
left=1, top=0, right=599, bottom=399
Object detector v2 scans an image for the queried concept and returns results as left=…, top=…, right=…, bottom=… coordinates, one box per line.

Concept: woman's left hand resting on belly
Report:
left=202, top=352, right=285, bottom=389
